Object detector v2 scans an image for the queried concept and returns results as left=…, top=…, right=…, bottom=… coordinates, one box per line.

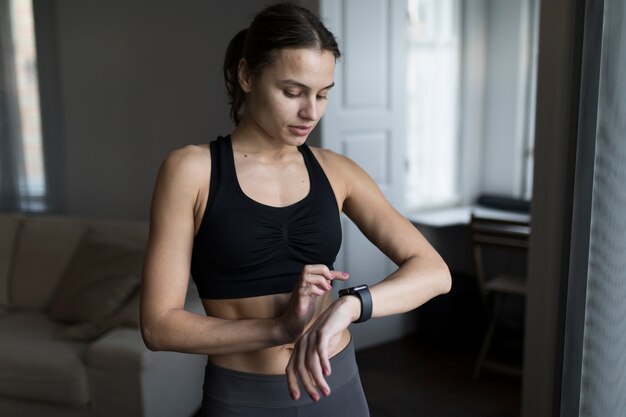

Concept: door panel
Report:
left=320, top=0, right=410, bottom=349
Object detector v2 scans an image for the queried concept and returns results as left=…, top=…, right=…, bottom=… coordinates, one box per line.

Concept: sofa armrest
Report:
left=87, top=327, right=205, bottom=417
left=88, top=327, right=153, bottom=371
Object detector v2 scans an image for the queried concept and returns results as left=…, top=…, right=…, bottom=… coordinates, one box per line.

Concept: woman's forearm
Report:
left=141, top=309, right=288, bottom=355
left=368, top=255, right=451, bottom=319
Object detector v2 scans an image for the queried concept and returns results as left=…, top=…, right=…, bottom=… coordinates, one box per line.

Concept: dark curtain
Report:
left=577, top=0, right=626, bottom=413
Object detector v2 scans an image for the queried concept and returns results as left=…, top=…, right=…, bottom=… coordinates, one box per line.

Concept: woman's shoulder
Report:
left=310, top=146, right=351, bottom=167
left=163, top=143, right=210, bottom=170
left=309, top=145, right=379, bottom=204
left=308, top=146, right=371, bottom=203
left=309, top=146, right=366, bottom=178
left=156, top=144, right=211, bottom=192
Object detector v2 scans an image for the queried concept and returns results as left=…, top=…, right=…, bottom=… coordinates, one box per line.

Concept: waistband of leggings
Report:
left=203, top=337, right=359, bottom=407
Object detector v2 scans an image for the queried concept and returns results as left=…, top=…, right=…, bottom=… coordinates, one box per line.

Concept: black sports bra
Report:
left=190, top=135, right=342, bottom=299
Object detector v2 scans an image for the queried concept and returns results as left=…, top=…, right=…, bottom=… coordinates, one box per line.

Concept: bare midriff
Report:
left=201, top=292, right=351, bottom=375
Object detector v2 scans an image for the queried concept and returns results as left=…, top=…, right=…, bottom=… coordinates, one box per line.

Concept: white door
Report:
left=320, top=0, right=409, bottom=349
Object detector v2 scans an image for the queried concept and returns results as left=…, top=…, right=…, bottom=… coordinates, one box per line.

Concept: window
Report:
left=0, top=0, right=46, bottom=211
left=405, top=0, right=539, bottom=211
left=405, top=0, right=461, bottom=209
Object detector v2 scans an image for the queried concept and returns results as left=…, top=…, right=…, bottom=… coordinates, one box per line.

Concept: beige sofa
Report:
left=0, top=214, right=206, bottom=417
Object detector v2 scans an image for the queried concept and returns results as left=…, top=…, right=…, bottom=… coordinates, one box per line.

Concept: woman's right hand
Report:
left=279, top=265, right=349, bottom=342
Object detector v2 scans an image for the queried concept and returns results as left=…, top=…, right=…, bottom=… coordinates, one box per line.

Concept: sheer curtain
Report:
left=0, top=0, right=47, bottom=212
left=0, top=0, right=24, bottom=211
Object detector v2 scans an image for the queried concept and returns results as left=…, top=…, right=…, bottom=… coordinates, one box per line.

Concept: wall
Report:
left=522, top=0, right=582, bottom=413
left=50, top=0, right=317, bottom=221
left=49, top=0, right=531, bottom=217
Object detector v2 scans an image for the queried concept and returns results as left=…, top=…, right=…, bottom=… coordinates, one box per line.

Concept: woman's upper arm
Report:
left=334, top=153, right=441, bottom=266
left=141, top=146, right=210, bottom=325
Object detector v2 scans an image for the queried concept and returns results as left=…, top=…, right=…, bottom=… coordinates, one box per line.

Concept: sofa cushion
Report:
left=0, top=311, right=90, bottom=406
left=10, top=218, right=86, bottom=310
left=58, top=291, right=140, bottom=341
left=49, top=230, right=143, bottom=326
left=0, top=214, right=23, bottom=308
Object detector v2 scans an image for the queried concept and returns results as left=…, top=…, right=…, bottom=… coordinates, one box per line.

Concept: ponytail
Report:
left=223, top=29, right=248, bottom=125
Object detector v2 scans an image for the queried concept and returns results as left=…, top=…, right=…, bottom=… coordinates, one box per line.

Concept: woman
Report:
left=140, top=3, right=451, bottom=416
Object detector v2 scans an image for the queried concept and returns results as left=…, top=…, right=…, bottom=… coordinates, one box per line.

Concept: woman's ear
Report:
left=238, top=58, right=253, bottom=93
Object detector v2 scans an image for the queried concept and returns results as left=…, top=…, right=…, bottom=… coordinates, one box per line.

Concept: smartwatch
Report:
left=338, top=284, right=372, bottom=323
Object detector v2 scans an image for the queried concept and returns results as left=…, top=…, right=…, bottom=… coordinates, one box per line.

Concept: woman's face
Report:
left=240, top=48, right=336, bottom=146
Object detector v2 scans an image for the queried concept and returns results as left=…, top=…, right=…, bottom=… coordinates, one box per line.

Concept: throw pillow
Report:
left=49, top=229, right=143, bottom=324
left=58, top=290, right=141, bottom=340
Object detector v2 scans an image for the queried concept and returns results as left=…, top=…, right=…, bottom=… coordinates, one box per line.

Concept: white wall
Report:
left=52, top=0, right=316, bottom=221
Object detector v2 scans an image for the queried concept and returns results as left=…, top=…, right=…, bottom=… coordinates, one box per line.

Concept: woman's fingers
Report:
left=306, top=334, right=331, bottom=396
left=286, top=335, right=332, bottom=402
left=286, top=333, right=334, bottom=402
left=317, top=334, right=332, bottom=377
left=297, top=337, right=328, bottom=401
left=296, top=349, right=320, bottom=401
left=287, top=338, right=319, bottom=402
left=330, top=270, right=350, bottom=281
left=299, top=274, right=332, bottom=293
left=297, top=266, right=351, bottom=300
left=286, top=355, right=300, bottom=400
left=302, top=265, right=349, bottom=285
left=300, top=268, right=350, bottom=296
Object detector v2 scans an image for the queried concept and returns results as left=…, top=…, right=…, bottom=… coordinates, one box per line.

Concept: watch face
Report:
left=353, top=285, right=368, bottom=292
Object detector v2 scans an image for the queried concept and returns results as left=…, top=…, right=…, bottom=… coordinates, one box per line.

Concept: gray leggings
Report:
left=200, top=339, right=370, bottom=416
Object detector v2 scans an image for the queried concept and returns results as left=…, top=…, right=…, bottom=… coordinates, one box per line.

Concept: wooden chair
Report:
left=470, top=213, right=530, bottom=378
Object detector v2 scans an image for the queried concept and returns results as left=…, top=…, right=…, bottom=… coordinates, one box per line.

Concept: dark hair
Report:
left=223, top=3, right=341, bottom=125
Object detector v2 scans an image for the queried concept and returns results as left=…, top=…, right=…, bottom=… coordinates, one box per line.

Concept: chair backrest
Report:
left=469, top=214, right=531, bottom=305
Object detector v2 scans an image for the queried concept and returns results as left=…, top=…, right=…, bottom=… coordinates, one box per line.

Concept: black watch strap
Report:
left=338, top=284, right=372, bottom=323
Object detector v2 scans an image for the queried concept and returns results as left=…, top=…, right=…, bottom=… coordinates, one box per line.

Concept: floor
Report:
left=356, top=271, right=523, bottom=417
left=356, top=333, right=522, bottom=417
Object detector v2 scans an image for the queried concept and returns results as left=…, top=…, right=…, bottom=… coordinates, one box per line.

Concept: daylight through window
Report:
left=405, top=0, right=460, bottom=209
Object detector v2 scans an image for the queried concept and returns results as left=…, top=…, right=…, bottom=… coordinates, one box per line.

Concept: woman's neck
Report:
left=231, top=117, right=301, bottom=160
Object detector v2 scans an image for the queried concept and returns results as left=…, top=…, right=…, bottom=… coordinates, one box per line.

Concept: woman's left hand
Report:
left=285, top=295, right=360, bottom=402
